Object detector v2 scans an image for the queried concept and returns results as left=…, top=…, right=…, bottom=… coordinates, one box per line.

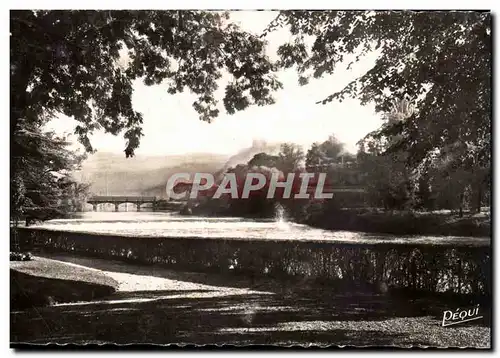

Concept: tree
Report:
left=306, top=134, right=347, bottom=170
left=277, top=143, right=305, bottom=174
left=415, top=171, right=433, bottom=210
left=305, top=142, right=323, bottom=169
left=320, top=135, right=345, bottom=163
left=248, top=152, right=279, bottom=168
left=11, top=118, right=88, bottom=225
left=357, top=98, right=414, bottom=210
left=60, top=181, right=92, bottom=213
left=11, top=10, right=282, bottom=157
left=427, top=141, right=490, bottom=216
left=265, top=10, right=490, bottom=175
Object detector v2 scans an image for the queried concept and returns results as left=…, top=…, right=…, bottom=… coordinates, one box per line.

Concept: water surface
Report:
left=31, top=212, right=490, bottom=246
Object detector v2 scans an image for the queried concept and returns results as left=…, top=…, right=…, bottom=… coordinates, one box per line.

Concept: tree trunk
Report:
left=476, top=184, right=482, bottom=213
left=11, top=217, right=20, bottom=252
left=459, top=191, right=464, bottom=218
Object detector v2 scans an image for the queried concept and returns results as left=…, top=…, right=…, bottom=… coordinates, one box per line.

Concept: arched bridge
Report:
left=87, top=196, right=158, bottom=212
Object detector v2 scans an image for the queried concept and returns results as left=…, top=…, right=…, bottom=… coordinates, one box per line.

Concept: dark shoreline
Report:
left=304, top=209, right=491, bottom=238
left=190, top=206, right=491, bottom=238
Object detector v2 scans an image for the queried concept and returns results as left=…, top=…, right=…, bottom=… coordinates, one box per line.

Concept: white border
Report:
left=3, top=2, right=497, bottom=357
left=2, top=1, right=499, bottom=10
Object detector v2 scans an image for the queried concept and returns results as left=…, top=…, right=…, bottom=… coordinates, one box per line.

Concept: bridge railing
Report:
left=88, top=196, right=157, bottom=202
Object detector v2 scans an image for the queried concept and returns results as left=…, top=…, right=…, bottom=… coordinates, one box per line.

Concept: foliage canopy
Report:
left=11, top=10, right=282, bottom=156
left=265, top=10, right=491, bottom=169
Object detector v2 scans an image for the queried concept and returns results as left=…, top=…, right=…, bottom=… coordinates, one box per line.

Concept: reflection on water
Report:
left=30, top=212, right=490, bottom=246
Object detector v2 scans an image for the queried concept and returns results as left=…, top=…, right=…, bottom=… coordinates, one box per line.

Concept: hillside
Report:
left=214, top=140, right=282, bottom=180
left=75, top=141, right=285, bottom=198
left=75, top=152, right=230, bottom=197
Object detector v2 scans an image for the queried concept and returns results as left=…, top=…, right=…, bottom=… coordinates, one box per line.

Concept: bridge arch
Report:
left=89, top=202, right=119, bottom=212
left=82, top=202, right=95, bottom=211
left=86, top=196, right=158, bottom=212
left=116, top=202, right=154, bottom=211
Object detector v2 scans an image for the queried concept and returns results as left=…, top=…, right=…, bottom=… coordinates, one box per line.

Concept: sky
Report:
left=46, top=11, right=383, bottom=156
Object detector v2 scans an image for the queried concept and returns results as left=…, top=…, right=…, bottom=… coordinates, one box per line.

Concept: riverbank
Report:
left=190, top=199, right=491, bottom=237
left=304, top=208, right=491, bottom=237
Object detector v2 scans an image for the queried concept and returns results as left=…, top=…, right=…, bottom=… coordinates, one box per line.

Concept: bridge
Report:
left=87, top=196, right=158, bottom=212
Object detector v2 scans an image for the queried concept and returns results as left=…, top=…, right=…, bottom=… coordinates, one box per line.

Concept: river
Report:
left=30, top=211, right=490, bottom=247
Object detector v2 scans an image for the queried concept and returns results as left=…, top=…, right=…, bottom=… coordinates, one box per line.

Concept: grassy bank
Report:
left=304, top=208, right=491, bottom=237
left=11, top=254, right=491, bottom=347
left=11, top=257, right=118, bottom=310
left=191, top=197, right=491, bottom=237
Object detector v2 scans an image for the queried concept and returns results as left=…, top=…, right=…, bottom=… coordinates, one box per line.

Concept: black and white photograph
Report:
left=9, top=8, right=492, bottom=349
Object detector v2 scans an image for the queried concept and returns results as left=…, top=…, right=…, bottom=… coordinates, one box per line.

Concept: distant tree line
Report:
left=209, top=98, right=489, bottom=219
